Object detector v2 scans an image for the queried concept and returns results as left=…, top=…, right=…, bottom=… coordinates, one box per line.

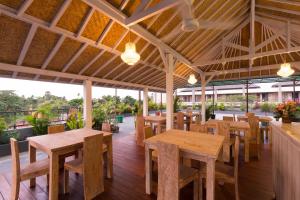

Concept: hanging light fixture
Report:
left=277, top=62, right=294, bottom=78
left=121, top=30, right=140, bottom=65
left=188, top=74, right=197, bottom=85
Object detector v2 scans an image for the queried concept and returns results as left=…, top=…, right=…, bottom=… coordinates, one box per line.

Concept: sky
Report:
left=0, top=77, right=161, bottom=100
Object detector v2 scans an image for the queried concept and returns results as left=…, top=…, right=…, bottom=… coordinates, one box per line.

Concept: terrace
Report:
left=0, top=0, right=299, bottom=200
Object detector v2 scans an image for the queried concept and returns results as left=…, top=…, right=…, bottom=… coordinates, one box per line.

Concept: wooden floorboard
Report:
left=0, top=133, right=273, bottom=200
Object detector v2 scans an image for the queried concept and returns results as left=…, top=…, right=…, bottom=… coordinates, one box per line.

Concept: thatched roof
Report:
left=0, top=0, right=299, bottom=91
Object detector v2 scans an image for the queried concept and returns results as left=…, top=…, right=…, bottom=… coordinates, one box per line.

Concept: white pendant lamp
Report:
left=277, top=62, right=294, bottom=78
left=188, top=74, right=197, bottom=85
left=121, top=31, right=140, bottom=65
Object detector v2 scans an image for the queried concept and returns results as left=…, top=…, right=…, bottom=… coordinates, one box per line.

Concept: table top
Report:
left=27, top=128, right=112, bottom=153
left=144, top=129, right=224, bottom=159
left=237, top=115, right=273, bottom=122
left=207, top=119, right=250, bottom=130
left=144, top=116, right=166, bottom=122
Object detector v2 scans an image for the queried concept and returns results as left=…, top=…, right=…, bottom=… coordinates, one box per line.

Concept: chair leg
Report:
left=193, top=178, right=199, bottom=200
left=64, top=169, right=69, bottom=194
left=11, top=178, right=20, bottom=200
left=235, top=182, right=240, bottom=200
left=199, top=177, right=203, bottom=200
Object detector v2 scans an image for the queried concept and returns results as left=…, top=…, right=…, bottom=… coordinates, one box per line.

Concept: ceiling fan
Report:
left=161, top=0, right=237, bottom=41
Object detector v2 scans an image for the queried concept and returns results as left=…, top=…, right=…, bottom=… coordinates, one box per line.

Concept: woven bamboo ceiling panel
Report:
left=0, top=0, right=299, bottom=91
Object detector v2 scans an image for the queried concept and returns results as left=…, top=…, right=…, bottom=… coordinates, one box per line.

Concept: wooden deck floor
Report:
left=0, top=133, right=273, bottom=200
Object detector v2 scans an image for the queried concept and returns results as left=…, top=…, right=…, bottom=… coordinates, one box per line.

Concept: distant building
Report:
left=177, top=82, right=300, bottom=106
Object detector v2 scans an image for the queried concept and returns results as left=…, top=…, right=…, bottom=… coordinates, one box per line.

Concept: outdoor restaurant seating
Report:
left=156, top=141, right=199, bottom=200
left=10, top=138, right=50, bottom=200
left=64, top=134, right=104, bottom=199
left=199, top=136, right=240, bottom=200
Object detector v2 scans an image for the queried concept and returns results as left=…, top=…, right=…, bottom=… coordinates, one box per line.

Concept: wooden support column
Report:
left=160, top=92, right=163, bottom=113
left=201, top=74, right=206, bottom=124
left=166, top=54, right=175, bottom=130
left=192, top=87, right=195, bottom=108
left=278, top=83, right=282, bottom=103
left=246, top=80, right=249, bottom=113
left=143, top=88, right=149, bottom=116
left=83, top=80, right=92, bottom=129
left=138, top=90, right=141, bottom=111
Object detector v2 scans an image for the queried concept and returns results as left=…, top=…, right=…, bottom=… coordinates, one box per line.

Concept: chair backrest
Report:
left=10, top=138, right=20, bottom=183
left=48, top=124, right=65, bottom=134
left=157, top=141, right=180, bottom=200
left=136, top=115, right=145, bottom=146
left=223, top=116, right=234, bottom=122
left=233, top=135, right=240, bottom=184
left=175, top=112, right=184, bottom=130
left=83, top=134, right=104, bottom=199
left=144, top=126, right=154, bottom=139
left=216, top=121, right=231, bottom=142
left=248, top=116, right=259, bottom=138
left=190, top=123, right=207, bottom=133
left=246, top=112, right=255, bottom=118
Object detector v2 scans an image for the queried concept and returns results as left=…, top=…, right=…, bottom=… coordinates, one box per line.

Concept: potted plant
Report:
left=66, top=109, right=84, bottom=130
left=274, top=101, right=297, bottom=123
left=25, top=104, right=55, bottom=135
left=92, top=103, right=105, bottom=130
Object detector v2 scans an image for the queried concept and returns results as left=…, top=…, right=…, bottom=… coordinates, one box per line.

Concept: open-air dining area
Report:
left=0, top=0, right=300, bottom=200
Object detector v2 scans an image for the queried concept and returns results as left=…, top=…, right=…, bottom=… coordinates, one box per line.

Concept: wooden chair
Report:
left=136, top=115, right=145, bottom=146
left=48, top=124, right=65, bottom=134
left=144, top=126, right=158, bottom=162
left=64, top=134, right=104, bottom=200
left=156, top=141, right=199, bottom=200
left=216, top=121, right=235, bottom=162
left=246, top=115, right=261, bottom=159
left=174, top=112, right=184, bottom=130
left=260, top=122, right=272, bottom=144
left=10, top=138, right=49, bottom=200
left=190, top=123, right=208, bottom=133
left=223, top=116, right=235, bottom=122
left=199, top=136, right=240, bottom=200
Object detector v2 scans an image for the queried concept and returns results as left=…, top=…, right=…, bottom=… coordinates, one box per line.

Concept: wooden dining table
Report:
left=237, top=115, right=273, bottom=122
left=144, top=129, right=224, bottom=200
left=206, top=119, right=251, bottom=162
left=144, top=116, right=166, bottom=134
left=27, top=128, right=113, bottom=200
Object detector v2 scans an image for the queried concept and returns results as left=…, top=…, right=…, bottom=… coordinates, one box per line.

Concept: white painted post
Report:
left=260, top=93, right=263, bottom=102
left=143, top=87, right=149, bottom=116
left=214, top=88, right=218, bottom=103
left=192, top=87, right=195, bottom=107
left=278, top=83, right=283, bottom=103
left=201, top=74, right=206, bottom=124
left=166, top=54, right=174, bottom=130
left=83, top=80, right=92, bottom=129
left=242, top=85, right=246, bottom=96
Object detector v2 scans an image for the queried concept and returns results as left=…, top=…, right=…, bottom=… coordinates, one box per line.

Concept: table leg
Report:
left=107, top=137, right=113, bottom=179
left=145, top=146, right=152, bottom=194
left=245, top=129, right=250, bottom=162
left=206, top=159, right=215, bottom=200
left=157, top=123, right=162, bottom=134
left=29, top=144, right=36, bottom=187
left=49, top=153, right=59, bottom=200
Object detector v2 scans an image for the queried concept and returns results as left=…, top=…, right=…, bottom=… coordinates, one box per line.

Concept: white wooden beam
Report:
left=125, top=0, right=180, bottom=26
left=0, top=62, right=165, bottom=91
left=249, top=0, right=255, bottom=68
left=50, top=0, right=72, bottom=28
left=91, top=54, right=118, bottom=77
left=79, top=51, right=104, bottom=75
left=205, top=61, right=300, bottom=76
left=224, top=42, right=249, bottom=52
left=77, top=8, right=94, bottom=37
left=255, top=34, right=279, bottom=51
left=287, top=20, right=291, bottom=51
left=13, top=23, right=37, bottom=78
left=200, top=73, right=206, bottom=124
left=61, top=43, right=88, bottom=73
left=256, top=4, right=300, bottom=17
left=102, top=62, right=125, bottom=78
left=17, top=0, right=33, bottom=16
left=83, top=0, right=200, bottom=74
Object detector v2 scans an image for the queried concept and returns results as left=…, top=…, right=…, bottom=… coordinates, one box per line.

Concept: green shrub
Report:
left=67, top=111, right=84, bottom=130
left=240, top=103, right=246, bottom=111
left=218, top=103, right=225, bottom=111
left=0, top=130, right=19, bottom=144
left=0, top=118, right=7, bottom=133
